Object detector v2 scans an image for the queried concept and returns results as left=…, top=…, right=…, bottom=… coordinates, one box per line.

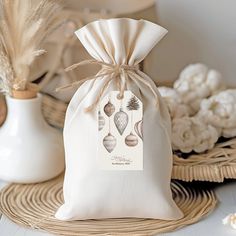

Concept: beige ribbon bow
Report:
left=57, top=59, right=159, bottom=112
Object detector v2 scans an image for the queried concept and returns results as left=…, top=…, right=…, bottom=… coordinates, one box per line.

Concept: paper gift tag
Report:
left=98, top=91, right=143, bottom=170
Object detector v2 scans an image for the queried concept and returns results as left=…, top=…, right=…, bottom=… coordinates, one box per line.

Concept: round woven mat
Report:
left=0, top=175, right=217, bottom=236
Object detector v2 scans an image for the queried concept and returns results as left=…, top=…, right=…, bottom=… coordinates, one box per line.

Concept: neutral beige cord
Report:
left=56, top=59, right=159, bottom=112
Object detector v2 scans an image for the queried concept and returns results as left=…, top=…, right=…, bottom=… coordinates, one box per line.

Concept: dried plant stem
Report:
left=0, top=0, right=62, bottom=96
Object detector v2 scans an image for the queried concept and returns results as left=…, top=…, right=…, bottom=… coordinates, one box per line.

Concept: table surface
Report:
left=1, top=181, right=236, bottom=236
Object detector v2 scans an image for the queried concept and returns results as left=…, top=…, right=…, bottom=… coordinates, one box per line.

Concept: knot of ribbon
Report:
left=57, top=59, right=159, bottom=112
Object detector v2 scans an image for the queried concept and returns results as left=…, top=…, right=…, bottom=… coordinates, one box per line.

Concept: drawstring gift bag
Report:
left=56, top=18, right=183, bottom=220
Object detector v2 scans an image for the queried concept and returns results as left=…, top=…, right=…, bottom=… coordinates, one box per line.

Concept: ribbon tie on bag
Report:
left=57, top=59, right=159, bottom=112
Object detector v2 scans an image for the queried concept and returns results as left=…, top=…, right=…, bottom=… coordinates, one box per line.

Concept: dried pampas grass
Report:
left=0, top=49, right=14, bottom=94
left=0, top=0, right=62, bottom=95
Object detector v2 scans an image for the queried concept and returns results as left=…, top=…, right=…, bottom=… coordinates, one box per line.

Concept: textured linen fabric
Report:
left=30, top=2, right=158, bottom=103
left=55, top=18, right=183, bottom=220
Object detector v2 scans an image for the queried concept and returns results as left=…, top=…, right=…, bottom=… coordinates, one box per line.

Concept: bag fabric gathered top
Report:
left=56, top=18, right=183, bottom=220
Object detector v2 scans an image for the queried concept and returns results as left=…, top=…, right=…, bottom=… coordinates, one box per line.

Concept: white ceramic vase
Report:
left=0, top=94, right=65, bottom=183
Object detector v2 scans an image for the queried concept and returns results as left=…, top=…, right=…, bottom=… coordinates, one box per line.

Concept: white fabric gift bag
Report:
left=56, top=18, right=183, bottom=220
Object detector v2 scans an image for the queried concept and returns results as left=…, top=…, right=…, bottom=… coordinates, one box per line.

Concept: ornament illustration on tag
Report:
left=134, top=120, right=143, bottom=140
left=125, top=133, right=138, bottom=147
left=101, top=96, right=116, bottom=153
left=98, top=110, right=105, bottom=131
left=125, top=96, right=140, bottom=147
left=98, top=91, right=143, bottom=170
left=103, top=133, right=116, bottom=153
left=104, top=100, right=115, bottom=117
left=114, top=103, right=128, bottom=135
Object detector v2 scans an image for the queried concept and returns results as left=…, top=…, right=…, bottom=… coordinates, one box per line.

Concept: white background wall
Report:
left=148, top=0, right=236, bottom=86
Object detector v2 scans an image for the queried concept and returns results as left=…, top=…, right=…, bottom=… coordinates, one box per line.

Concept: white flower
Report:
left=174, top=63, right=225, bottom=113
left=158, top=86, right=181, bottom=102
left=198, top=89, right=236, bottom=138
left=158, top=86, right=190, bottom=119
left=223, top=213, right=236, bottom=229
left=222, top=128, right=236, bottom=138
left=171, top=117, right=219, bottom=153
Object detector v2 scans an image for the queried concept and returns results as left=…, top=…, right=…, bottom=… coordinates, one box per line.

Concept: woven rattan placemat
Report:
left=0, top=175, right=217, bottom=235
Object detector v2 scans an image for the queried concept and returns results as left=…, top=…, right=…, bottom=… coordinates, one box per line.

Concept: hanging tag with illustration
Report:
left=98, top=91, right=143, bottom=170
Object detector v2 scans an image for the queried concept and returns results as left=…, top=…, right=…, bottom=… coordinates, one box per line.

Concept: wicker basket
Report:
left=42, top=94, right=67, bottom=129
